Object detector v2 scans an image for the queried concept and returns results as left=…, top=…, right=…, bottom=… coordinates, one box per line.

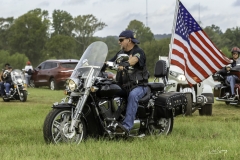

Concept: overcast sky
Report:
left=1, top=0, right=240, bottom=37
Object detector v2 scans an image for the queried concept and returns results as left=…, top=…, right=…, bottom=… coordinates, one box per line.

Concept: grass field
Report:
left=0, top=88, right=240, bottom=160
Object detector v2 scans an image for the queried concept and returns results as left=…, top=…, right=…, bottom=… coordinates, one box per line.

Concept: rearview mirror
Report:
left=115, top=54, right=129, bottom=64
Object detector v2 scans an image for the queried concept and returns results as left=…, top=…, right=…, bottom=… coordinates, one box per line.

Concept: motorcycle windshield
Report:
left=11, top=69, right=25, bottom=84
left=71, top=41, right=108, bottom=79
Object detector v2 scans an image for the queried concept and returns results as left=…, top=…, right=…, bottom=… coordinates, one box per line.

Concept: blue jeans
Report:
left=227, top=75, right=239, bottom=95
left=4, top=83, right=11, bottom=94
left=25, top=75, right=31, bottom=85
left=122, top=86, right=148, bottom=131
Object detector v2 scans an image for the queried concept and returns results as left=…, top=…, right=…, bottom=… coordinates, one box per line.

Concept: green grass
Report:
left=0, top=88, right=240, bottom=160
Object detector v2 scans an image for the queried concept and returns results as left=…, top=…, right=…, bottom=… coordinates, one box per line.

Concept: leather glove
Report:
left=119, top=61, right=130, bottom=70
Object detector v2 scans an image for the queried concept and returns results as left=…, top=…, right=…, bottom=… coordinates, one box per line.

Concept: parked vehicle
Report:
left=213, top=65, right=240, bottom=105
left=43, top=41, right=187, bottom=144
left=2, top=69, right=27, bottom=102
left=159, top=56, right=214, bottom=116
left=31, top=59, right=78, bottom=90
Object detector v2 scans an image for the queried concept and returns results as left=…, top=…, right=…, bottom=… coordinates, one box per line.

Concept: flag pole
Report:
left=168, top=0, right=180, bottom=66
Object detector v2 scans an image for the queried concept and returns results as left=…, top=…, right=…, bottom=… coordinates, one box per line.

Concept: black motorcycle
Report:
left=213, top=65, right=240, bottom=105
left=43, top=41, right=187, bottom=144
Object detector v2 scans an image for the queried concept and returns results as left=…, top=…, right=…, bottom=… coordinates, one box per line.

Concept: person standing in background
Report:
left=24, top=61, right=33, bottom=87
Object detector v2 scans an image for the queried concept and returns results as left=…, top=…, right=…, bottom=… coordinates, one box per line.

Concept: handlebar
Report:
left=106, top=61, right=119, bottom=71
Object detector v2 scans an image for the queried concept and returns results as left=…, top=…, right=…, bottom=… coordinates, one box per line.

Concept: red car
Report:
left=31, top=59, right=78, bottom=90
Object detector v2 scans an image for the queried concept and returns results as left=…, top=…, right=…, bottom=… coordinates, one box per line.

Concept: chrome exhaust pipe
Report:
left=129, top=120, right=140, bottom=135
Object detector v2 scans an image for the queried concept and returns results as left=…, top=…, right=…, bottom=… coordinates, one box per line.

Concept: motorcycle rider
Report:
left=2, top=66, right=13, bottom=97
left=220, top=47, right=240, bottom=100
left=0, top=63, right=10, bottom=97
left=108, top=30, right=149, bottom=134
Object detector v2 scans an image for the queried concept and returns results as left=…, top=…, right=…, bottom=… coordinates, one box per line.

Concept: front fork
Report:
left=69, top=67, right=94, bottom=133
left=69, top=91, right=89, bottom=133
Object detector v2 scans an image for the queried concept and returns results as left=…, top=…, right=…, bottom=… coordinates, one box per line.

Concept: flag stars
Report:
left=172, top=2, right=230, bottom=85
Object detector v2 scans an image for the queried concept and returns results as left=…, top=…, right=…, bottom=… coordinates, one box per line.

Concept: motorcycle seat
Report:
left=147, top=82, right=165, bottom=92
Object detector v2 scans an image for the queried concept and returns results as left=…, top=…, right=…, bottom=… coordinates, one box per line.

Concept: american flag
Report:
left=170, top=1, right=231, bottom=85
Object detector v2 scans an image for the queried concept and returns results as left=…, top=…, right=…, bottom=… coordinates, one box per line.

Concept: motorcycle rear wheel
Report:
left=148, top=117, right=174, bottom=135
left=43, top=109, right=87, bottom=144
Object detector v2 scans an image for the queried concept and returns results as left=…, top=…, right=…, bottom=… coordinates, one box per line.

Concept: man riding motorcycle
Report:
left=108, top=30, right=149, bottom=134
left=218, top=47, right=240, bottom=100
left=2, top=66, right=13, bottom=98
left=0, top=63, right=11, bottom=97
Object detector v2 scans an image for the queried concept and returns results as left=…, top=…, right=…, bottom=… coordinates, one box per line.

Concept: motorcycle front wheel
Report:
left=43, top=109, right=87, bottom=144
left=148, top=117, right=174, bottom=135
left=19, top=90, right=27, bottom=102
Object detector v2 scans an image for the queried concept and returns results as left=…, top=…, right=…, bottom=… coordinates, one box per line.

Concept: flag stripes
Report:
left=170, top=1, right=231, bottom=85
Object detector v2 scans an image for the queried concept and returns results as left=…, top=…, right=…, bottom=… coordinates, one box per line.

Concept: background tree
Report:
left=0, top=17, right=14, bottom=50
left=52, top=10, right=74, bottom=36
left=203, top=25, right=223, bottom=49
left=101, top=36, right=119, bottom=60
left=221, top=27, right=240, bottom=50
left=220, top=46, right=232, bottom=58
left=0, top=50, right=28, bottom=69
left=142, top=38, right=170, bottom=76
left=8, top=8, right=50, bottom=65
left=73, top=14, right=107, bottom=54
left=126, top=20, right=154, bottom=44
left=43, top=34, right=77, bottom=59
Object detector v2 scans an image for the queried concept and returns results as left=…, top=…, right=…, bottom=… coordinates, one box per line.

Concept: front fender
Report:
left=52, top=103, right=75, bottom=109
left=202, top=84, right=213, bottom=94
left=202, top=84, right=214, bottom=104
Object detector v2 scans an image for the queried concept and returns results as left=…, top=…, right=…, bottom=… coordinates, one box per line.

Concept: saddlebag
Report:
left=154, top=92, right=187, bottom=118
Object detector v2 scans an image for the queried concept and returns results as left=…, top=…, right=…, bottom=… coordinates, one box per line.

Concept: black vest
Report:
left=116, top=48, right=149, bottom=88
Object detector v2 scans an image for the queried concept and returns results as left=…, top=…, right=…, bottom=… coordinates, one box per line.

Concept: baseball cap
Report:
left=119, top=30, right=140, bottom=44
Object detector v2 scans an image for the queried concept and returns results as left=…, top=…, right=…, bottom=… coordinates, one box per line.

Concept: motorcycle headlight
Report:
left=177, top=75, right=186, bottom=81
left=66, top=78, right=79, bottom=92
left=17, top=78, right=23, bottom=84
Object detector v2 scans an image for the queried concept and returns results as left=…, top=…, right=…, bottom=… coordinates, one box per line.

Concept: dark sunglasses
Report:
left=118, top=38, right=127, bottom=42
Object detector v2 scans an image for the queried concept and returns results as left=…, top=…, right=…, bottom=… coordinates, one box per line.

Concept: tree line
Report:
left=0, top=8, right=240, bottom=76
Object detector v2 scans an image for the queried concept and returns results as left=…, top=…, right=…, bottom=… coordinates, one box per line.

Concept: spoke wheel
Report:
left=43, top=109, right=87, bottom=144
left=148, top=117, right=174, bottom=135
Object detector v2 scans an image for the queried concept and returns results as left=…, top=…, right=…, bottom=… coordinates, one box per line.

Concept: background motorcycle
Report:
left=43, top=41, right=187, bottom=144
left=2, top=69, right=28, bottom=102
left=213, top=65, right=240, bottom=105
